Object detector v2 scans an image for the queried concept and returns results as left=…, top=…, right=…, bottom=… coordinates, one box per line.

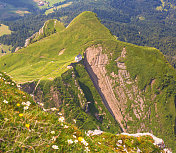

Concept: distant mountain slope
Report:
left=0, top=0, right=36, bottom=20
left=0, top=0, right=71, bottom=20
left=0, top=11, right=176, bottom=151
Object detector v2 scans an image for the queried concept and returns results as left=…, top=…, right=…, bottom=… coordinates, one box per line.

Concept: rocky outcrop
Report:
left=114, top=48, right=152, bottom=131
left=84, top=45, right=126, bottom=132
left=24, top=19, right=63, bottom=47
left=84, top=45, right=153, bottom=132
left=120, top=133, right=165, bottom=148
left=50, top=86, right=62, bottom=107
left=24, top=23, right=45, bottom=47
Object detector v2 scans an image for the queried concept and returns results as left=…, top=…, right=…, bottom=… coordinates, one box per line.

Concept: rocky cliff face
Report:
left=84, top=45, right=154, bottom=133
left=84, top=46, right=126, bottom=131
left=24, top=23, right=45, bottom=47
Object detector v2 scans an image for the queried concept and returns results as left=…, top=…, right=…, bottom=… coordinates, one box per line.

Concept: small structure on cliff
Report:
left=38, top=1, right=45, bottom=6
left=75, top=54, right=82, bottom=62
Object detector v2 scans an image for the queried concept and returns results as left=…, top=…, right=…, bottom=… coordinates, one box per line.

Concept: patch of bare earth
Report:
left=58, top=49, right=65, bottom=56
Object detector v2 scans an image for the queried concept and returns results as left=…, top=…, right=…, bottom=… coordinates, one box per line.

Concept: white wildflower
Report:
left=22, top=102, right=26, bottom=105
left=64, top=125, right=69, bottom=129
left=98, top=142, right=101, bottom=145
left=73, top=135, right=77, bottom=138
left=74, top=140, right=78, bottom=143
left=73, top=119, right=76, bottom=123
left=3, top=100, right=8, bottom=104
left=58, top=112, right=62, bottom=115
left=118, top=140, right=122, bottom=144
left=24, top=106, right=29, bottom=110
left=43, top=108, right=47, bottom=111
left=123, top=148, right=128, bottom=153
left=51, top=107, right=57, bottom=111
left=4, top=118, right=9, bottom=121
left=59, top=116, right=65, bottom=122
left=116, top=143, right=121, bottom=147
left=137, top=147, right=141, bottom=153
left=26, top=101, right=31, bottom=106
left=30, top=94, right=34, bottom=97
left=85, top=131, right=90, bottom=137
left=85, top=147, right=90, bottom=152
left=52, top=136, right=56, bottom=141
left=67, top=139, right=73, bottom=144
left=82, top=139, right=88, bottom=146
left=52, top=145, right=59, bottom=149
left=51, top=131, right=55, bottom=134
left=40, top=103, right=44, bottom=106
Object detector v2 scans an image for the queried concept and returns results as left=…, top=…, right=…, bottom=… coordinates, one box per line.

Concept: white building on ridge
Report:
left=75, top=54, right=82, bottom=62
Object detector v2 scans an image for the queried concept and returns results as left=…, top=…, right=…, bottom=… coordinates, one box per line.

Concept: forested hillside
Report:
left=0, top=0, right=176, bottom=67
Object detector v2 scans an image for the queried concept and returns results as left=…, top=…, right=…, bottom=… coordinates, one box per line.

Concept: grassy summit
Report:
left=0, top=11, right=114, bottom=83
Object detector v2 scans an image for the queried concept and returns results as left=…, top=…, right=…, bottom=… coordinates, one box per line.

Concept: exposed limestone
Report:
left=86, top=129, right=103, bottom=136
left=50, top=86, right=62, bottom=107
left=84, top=45, right=126, bottom=132
left=120, top=133, right=165, bottom=148
left=24, top=23, right=44, bottom=47
left=84, top=46, right=152, bottom=132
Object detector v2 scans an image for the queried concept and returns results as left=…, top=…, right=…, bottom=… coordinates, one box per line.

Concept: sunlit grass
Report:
left=0, top=24, right=12, bottom=36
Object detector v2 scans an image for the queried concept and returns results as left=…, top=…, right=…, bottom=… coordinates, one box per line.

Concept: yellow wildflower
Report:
left=19, top=113, right=23, bottom=117
left=25, top=124, right=30, bottom=129
left=78, top=137, right=83, bottom=142
left=17, top=103, right=20, bottom=106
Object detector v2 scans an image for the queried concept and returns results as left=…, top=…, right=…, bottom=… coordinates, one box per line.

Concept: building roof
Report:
left=76, top=54, right=82, bottom=58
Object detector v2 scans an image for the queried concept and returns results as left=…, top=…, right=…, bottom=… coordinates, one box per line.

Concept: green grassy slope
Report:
left=29, top=61, right=121, bottom=133
left=125, top=44, right=176, bottom=149
left=0, top=44, right=12, bottom=56
left=29, top=19, right=65, bottom=45
left=0, top=11, right=115, bottom=83
left=0, top=24, right=12, bottom=37
left=102, top=42, right=176, bottom=150
left=0, top=11, right=176, bottom=151
left=0, top=72, right=168, bottom=152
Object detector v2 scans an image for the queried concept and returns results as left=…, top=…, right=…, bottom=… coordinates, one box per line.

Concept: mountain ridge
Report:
left=0, top=11, right=176, bottom=151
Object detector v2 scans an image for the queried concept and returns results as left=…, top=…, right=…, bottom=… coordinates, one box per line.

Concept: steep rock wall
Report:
left=84, top=46, right=152, bottom=133
left=84, top=46, right=126, bottom=131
